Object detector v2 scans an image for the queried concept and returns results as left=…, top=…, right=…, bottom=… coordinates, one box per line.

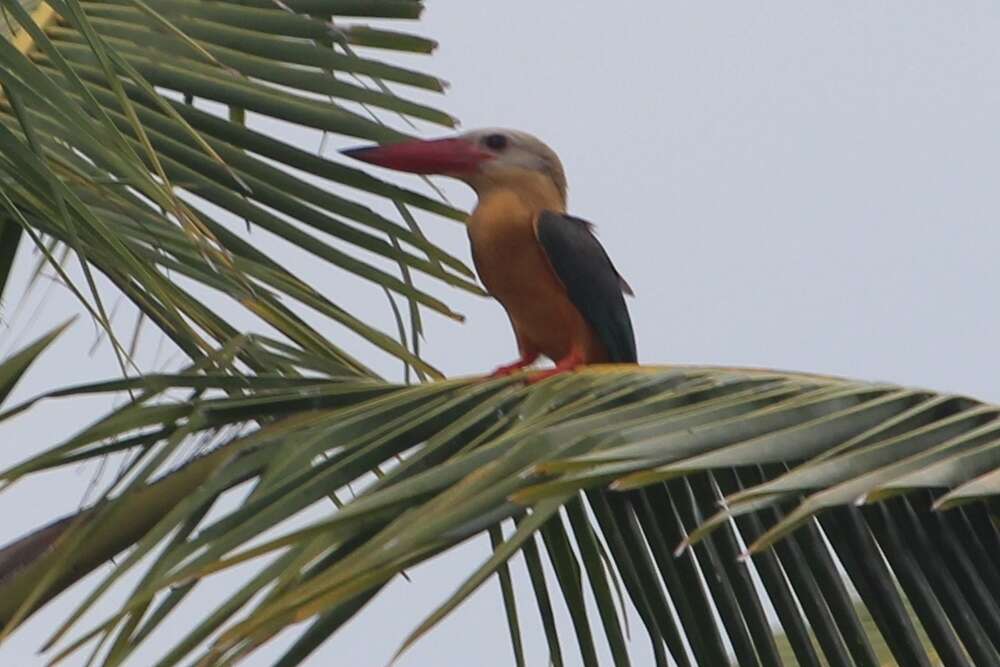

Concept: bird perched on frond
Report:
left=343, top=129, right=636, bottom=382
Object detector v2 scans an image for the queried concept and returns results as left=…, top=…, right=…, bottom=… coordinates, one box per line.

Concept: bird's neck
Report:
left=468, top=170, right=566, bottom=220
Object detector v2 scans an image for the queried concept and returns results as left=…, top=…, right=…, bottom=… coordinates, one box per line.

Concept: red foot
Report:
left=525, top=350, right=585, bottom=384
left=488, top=352, right=540, bottom=379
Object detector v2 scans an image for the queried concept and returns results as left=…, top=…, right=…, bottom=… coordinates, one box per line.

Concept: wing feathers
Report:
left=535, top=211, right=637, bottom=363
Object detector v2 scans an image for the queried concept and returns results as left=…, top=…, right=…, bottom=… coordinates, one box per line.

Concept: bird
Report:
left=342, top=128, right=636, bottom=382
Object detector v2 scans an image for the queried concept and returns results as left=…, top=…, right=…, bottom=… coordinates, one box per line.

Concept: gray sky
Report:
left=4, top=2, right=1000, bottom=665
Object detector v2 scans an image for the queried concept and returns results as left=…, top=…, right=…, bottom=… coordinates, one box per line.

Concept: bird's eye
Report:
left=482, top=133, right=508, bottom=151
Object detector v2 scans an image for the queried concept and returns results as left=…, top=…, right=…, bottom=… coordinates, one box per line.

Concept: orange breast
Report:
left=468, top=189, right=607, bottom=363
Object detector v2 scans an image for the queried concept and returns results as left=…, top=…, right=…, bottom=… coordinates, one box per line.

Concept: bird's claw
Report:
left=488, top=364, right=522, bottom=379
left=489, top=351, right=585, bottom=384
left=486, top=355, right=540, bottom=379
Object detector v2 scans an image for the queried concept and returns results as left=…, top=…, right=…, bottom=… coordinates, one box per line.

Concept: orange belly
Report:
left=468, top=193, right=607, bottom=363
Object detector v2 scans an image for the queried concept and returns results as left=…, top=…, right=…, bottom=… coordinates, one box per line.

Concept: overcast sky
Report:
left=4, top=2, right=1000, bottom=665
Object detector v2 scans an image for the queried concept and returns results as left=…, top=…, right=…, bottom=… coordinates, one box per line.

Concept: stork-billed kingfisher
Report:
left=343, top=129, right=636, bottom=381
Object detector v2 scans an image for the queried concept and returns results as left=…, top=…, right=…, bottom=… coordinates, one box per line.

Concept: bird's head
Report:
left=342, top=128, right=567, bottom=204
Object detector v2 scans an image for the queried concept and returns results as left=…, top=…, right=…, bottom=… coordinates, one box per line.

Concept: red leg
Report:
left=526, top=348, right=585, bottom=384
left=488, top=351, right=540, bottom=378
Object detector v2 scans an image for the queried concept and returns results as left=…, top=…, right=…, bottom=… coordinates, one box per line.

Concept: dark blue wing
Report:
left=535, top=211, right=637, bottom=363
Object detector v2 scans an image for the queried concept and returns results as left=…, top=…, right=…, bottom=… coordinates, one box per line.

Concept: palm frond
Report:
left=1, top=365, right=996, bottom=665
left=0, top=0, right=476, bottom=379
left=0, top=317, right=70, bottom=403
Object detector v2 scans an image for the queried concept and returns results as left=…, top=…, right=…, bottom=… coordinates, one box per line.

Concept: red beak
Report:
left=341, top=137, right=490, bottom=176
